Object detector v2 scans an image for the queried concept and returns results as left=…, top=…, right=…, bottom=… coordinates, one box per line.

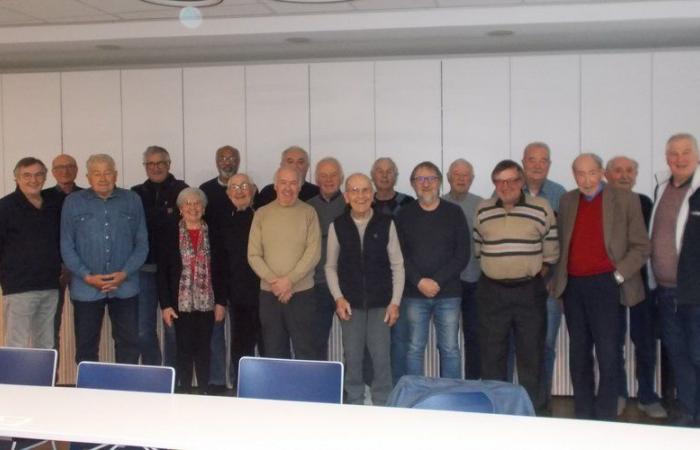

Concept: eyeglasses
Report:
left=228, top=183, right=251, bottom=192
left=53, top=164, right=77, bottom=171
left=412, top=175, right=440, bottom=184
left=217, top=156, right=238, bottom=163
left=493, top=177, right=522, bottom=187
left=143, top=161, right=169, bottom=169
left=19, top=172, right=46, bottom=181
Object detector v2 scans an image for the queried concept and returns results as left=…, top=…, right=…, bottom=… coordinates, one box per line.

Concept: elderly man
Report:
left=248, top=166, right=322, bottom=360
left=43, top=153, right=84, bottom=354
left=211, top=173, right=261, bottom=386
left=325, top=173, right=404, bottom=405
left=307, top=157, right=347, bottom=359
left=520, top=142, right=567, bottom=410
left=255, top=146, right=320, bottom=209
left=650, top=133, right=700, bottom=426
left=397, top=161, right=469, bottom=379
left=61, top=154, right=148, bottom=364
left=442, top=158, right=483, bottom=380
left=553, top=153, right=650, bottom=421
left=0, top=157, right=61, bottom=349
left=200, top=144, right=240, bottom=393
left=605, top=156, right=667, bottom=419
left=131, top=146, right=187, bottom=366
left=473, top=160, right=558, bottom=411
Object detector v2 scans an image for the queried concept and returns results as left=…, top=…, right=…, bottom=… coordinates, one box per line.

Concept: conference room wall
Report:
left=1, top=49, right=700, bottom=389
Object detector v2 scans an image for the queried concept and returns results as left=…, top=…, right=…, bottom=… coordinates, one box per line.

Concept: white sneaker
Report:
left=638, top=402, right=668, bottom=419
left=617, top=397, right=627, bottom=416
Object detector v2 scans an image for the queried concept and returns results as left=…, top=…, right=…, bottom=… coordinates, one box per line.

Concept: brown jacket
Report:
left=552, top=185, right=651, bottom=306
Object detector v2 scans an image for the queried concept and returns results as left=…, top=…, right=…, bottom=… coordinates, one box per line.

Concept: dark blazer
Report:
left=552, top=185, right=651, bottom=306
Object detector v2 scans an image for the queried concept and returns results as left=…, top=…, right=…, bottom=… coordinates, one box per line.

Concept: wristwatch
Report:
left=613, top=270, right=624, bottom=285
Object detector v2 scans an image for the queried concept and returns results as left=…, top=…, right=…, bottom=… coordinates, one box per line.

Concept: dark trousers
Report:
left=617, top=296, right=661, bottom=405
left=72, top=296, right=139, bottom=364
left=230, top=302, right=262, bottom=386
left=477, top=276, right=546, bottom=410
left=259, top=288, right=319, bottom=360
left=461, top=280, right=481, bottom=380
left=174, top=310, right=214, bottom=392
left=314, top=283, right=336, bottom=360
left=564, top=273, right=620, bottom=420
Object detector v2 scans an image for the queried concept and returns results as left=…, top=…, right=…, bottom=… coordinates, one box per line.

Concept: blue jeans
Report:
left=404, top=296, right=462, bottom=379
left=138, top=270, right=162, bottom=365
left=208, top=312, right=228, bottom=387
left=657, top=286, right=700, bottom=417
left=390, top=302, right=409, bottom=385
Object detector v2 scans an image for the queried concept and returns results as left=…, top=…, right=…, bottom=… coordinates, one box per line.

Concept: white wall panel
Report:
left=1, top=73, right=62, bottom=194
left=245, top=64, right=309, bottom=190
left=183, top=66, right=246, bottom=188
left=61, top=70, right=123, bottom=186
left=511, top=55, right=581, bottom=191
left=442, top=57, right=510, bottom=198
left=652, top=51, right=700, bottom=179
left=309, top=62, right=374, bottom=183
left=121, top=68, right=183, bottom=189
left=581, top=53, right=653, bottom=195
left=375, top=60, right=442, bottom=195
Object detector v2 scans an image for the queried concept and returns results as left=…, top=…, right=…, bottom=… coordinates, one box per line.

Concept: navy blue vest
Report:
left=334, top=212, right=393, bottom=309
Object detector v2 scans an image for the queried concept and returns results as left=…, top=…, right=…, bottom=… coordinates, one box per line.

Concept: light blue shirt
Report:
left=60, top=187, right=148, bottom=301
left=523, top=178, right=566, bottom=214
left=442, top=191, right=484, bottom=283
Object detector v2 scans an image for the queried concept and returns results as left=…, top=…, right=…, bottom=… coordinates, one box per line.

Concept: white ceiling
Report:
left=0, top=0, right=699, bottom=70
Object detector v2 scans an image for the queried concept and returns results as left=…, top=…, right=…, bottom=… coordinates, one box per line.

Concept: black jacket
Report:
left=132, top=174, right=188, bottom=265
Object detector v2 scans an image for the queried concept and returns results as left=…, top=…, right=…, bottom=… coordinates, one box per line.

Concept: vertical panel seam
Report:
left=59, top=72, right=64, bottom=154
left=307, top=64, right=312, bottom=177
left=578, top=54, right=583, bottom=154
left=181, top=68, right=186, bottom=182
left=119, top=70, right=125, bottom=187
left=243, top=66, right=248, bottom=173
left=650, top=52, right=655, bottom=186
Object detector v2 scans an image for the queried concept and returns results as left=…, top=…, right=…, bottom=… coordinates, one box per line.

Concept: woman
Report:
left=157, top=187, right=225, bottom=393
left=325, top=173, right=405, bottom=406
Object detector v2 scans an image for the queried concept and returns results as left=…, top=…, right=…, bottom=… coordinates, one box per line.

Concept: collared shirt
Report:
left=60, top=187, right=148, bottom=301
left=523, top=178, right=566, bottom=214
left=474, top=193, right=559, bottom=281
left=307, top=191, right=347, bottom=284
left=442, top=191, right=483, bottom=283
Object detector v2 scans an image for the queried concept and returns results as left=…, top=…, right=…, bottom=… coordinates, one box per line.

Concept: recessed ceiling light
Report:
left=274, top=0, right=354, bottom=4
left=141, top=0, right=222, bottom=7
left=486, top=30, right=514, bottom=37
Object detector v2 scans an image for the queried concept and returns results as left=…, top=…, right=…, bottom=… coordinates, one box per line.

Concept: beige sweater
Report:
left=247, top=199, right=321, bottom=293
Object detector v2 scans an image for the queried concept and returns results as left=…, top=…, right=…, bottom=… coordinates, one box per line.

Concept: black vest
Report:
left=334, top=211, right=393, bottom=309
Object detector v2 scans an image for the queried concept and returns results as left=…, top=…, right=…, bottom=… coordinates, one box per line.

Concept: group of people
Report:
left=2, top=133, right=700, bottom=426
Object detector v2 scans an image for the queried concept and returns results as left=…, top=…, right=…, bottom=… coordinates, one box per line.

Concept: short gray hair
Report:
left=605, top=155, right=638, bottom=172
left=447, top=158, right=474, bottom=176
left=281, top=145, right=308, bottom=162
left=666, top=133, right=699, bottom=154
left=371, top=157, right=399, bottom=178
left=274, top=165, right=303, bottom=184
left=523, top=142, right=551, bottom=160
left=344, top=173, right=373, bottom=192
left=14, top=157, right=47, bottom=177
left=143, top=145, right=170, bottom=162
left=315, top=156, right=345, bottom=185
left=86, top=154, right=116, bottom=172
left=176, top=187, right=208, bottom=209
left=572, top=152, right=604, bottom=171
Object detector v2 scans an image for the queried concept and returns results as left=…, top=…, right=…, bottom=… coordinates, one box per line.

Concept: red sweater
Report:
left=567, top=193, right=615, bottom=276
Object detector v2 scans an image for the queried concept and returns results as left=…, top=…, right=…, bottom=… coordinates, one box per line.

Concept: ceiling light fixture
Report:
left=141, top=0, right=222, bottom=7
left=486, top=30, right=515, bottom=37
left=273, top=0, right=354, bottom=4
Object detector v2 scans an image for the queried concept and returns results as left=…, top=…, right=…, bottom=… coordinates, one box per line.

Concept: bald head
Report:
left=52, top=154, right=78, bottom=189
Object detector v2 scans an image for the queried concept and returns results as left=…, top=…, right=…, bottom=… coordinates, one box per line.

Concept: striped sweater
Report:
left=473, top=193, right=559, bottom=280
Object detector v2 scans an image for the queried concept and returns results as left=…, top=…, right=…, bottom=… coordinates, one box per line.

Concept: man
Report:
left=473, top=160, right=558, bottom=411
left=371, top=157, right=415, bottom=216
left=553, top=153, right=650, bottom=420
left=649, top=133, right=700, bottom=426
left=131, top=146, right=187, bottom=366
left=254, top=146, right=320, bottom=208
left=200, top=144, right=240, bottom=393
left=61, top=153, right=148, bottom=364
left=325, top=173, right=405, bottom=405
left=43, top=153, right=83, bottom=355
left=371, top=156, right=415, bottom=383
left=307, top=157, right=347, bottom=359
left=605, top=155, right=667, bottom=419
left=442, top=158, right=483, bottom=380
left=520, top=142, right=567, bottom=410
left=248, top=166, right=322, bottom=360
left=211, top=173, right=261, bottom=387
left=0, top=157, right=61, bottom=349
left=397, top=161, right=469, bottom=379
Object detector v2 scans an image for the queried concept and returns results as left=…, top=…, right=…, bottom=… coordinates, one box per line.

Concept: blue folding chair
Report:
left=71, top=362, right=175, bottom=450
left=0, top=347, right=58, bottom=450
left=413, top=391, right=495, bottom=413
left=237, top=356, right=343, bottom=404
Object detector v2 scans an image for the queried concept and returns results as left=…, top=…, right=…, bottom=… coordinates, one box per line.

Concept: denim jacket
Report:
left=60, top=187, right=148, bottom=301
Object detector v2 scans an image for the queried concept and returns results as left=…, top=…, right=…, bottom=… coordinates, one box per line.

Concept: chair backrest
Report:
left=0, top=347, right=57, bottom=387
left=76, top=362, right=175, bottom=394
left=412, top=391, right=495, bottom=413
left=237, top=356, right=343, bottom=404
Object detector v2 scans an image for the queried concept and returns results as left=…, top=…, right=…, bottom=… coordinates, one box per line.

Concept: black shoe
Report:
left=207, top=384, right=227, bottom=395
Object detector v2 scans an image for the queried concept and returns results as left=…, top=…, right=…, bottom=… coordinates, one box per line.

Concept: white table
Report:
left=0, top=384, right=697, bottom=450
